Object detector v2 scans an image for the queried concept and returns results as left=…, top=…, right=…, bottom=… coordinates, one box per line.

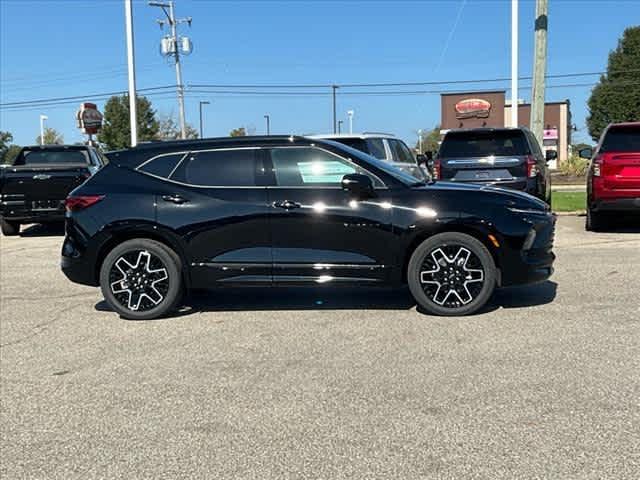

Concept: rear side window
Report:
left=601, top=126, right=640, bottom=153
left=439, top=131, right=529, bottom=157
left=139, top=153, right=185, bottom=178
left=173, top=149, right=257, bottom=186
left=270, top=147, right=383, bottom=187
left=366, top=138, right=387, bottom=159
left=14, top=149, right=89, bottom=166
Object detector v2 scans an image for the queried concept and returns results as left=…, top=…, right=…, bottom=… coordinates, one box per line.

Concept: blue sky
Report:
left=1, top=0, right=638, bottom=146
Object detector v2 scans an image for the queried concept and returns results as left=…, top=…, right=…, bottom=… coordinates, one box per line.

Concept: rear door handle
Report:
left=273, top=200, right=301, bottom=210
left=161, top=194, right=188, bottom=204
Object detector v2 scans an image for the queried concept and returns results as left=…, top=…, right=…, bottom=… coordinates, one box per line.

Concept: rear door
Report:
left=598, top=125, right=640, bottom=197
left=153, top=147, right=272, bottom=286
left=439, top=130, right=530, bottom=188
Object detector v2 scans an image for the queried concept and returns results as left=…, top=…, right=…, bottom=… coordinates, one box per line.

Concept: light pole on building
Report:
left=39, top=115, right=48, bottom=145
left=199, top=101, right=210, bottom=138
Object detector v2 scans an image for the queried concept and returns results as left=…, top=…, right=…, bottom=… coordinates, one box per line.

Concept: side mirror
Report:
left=545, top=150, right=557, bottom=162
left=416, top=153, right=427, bottom=165
left=341, top=173, right=374, bottom=198
left=578, top=147, right=593, bottom=159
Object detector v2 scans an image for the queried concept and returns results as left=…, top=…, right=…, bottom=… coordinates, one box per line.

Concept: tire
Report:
left=586, top=208, right=607, bottom=232
left=407, top=232, right=497, bottom=316
left=99, top=239, right=183, bottom=320
left=1, top=219, right=20, bottom=236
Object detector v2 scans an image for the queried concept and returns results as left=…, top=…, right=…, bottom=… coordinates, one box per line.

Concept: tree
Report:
left=98, top=94, right=159, bottom=150
left=3, top=145, right=21, bottom=164
left=416, top=125, right=441, bottom=154
left=587, top=26, right=640, bottom=141
left=229, top=127, right=247, bottom=137
left=36, top=127, right=64, bottom=145
left=157, top=113, right=198, bottom=140
left=0, top=131, right=13, bottom=160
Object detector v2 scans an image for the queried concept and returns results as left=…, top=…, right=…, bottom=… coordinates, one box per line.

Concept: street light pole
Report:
left=347, top=110, right=354, bottom=134
left=124, top=0, right=138, bottom=147
left=511, top=0, right=519, bottom=127
left=264, top=114, right=270, bottom=135
left=418, top=129, right=423, bottom=153
left=332, top=85, right=338, bottom=133
left=199, top=101, right=210, bottom=138
left=338, top=120, right=343, bottom=134
left=39, top=115, right=48, bottom=145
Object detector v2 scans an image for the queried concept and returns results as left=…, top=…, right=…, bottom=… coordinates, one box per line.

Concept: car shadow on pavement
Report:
left=19, top=223, right=65, bottom=237
left=95, top=281, right=558, bottom=319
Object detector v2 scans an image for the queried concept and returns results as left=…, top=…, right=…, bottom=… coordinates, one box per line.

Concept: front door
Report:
left=265, top=146, right=394, bottom=285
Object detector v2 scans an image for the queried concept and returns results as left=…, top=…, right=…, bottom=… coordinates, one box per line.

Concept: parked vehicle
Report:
left=579, top=122, right=640, bottom=231
left=310, top=133, right=428, bottom=180
left=0, top=145, right=106, bottom=236
left=61, top=136, right=555, bottom=319
left=434, top=128, right=554, bottom=203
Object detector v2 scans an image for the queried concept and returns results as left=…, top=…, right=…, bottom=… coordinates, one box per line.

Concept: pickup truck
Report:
left=0, top=145, right=106, bottom=236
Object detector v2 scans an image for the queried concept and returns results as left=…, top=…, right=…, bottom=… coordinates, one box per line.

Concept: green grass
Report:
left=552, top=191, right=587, bottom=212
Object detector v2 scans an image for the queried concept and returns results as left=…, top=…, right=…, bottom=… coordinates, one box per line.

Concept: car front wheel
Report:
left=407, top=232, right=497, bottom=316
left=99, top=239, right=182, bottom=320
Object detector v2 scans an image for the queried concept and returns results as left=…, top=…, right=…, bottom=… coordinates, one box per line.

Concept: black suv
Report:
left=61, top=136, right=555, bottom=319
left=435, top=128, right=554, bottom=203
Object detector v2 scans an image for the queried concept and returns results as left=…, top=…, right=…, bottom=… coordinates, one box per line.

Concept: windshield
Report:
left=601, top=126, right=640, bottom=152
left=13, top=149, right=89, bottom=166
left=319, top=140, right=423, bottom=184
left=440, top=130, right=529, bottom=157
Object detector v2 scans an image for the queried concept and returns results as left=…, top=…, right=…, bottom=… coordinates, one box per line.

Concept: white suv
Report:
left=309, top=133, right=428, bottom=180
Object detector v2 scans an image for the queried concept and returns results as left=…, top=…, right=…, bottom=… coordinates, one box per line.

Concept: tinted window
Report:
left=174, top=149, right=256, bottom=186
left=439, top=131, right=530, bottom=157
left=601, top=126, right=640, bottom=152
left=387, top=139, right=415, bottom=163
left=14, top=149, right=89, bottom=166
left=139, top=153, right=185, bottom=178
left=366, top=138, right=387, bottom=159
left=330, top=137, right=368, bottom=153
left=270, top=147, right=383, bottom=187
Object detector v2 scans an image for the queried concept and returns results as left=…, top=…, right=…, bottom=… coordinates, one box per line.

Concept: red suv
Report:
left=580, top=122, right=640, bottom=231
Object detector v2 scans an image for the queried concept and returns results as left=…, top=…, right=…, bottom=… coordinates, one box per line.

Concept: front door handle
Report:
left=273, top=200, right=301, bottom=210
left=161, top=194, right=188, bottom=204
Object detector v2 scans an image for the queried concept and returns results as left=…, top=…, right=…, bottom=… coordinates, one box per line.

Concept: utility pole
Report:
left=530, top=0, right=548, bottom=147
left=332, top=85, right=338, bottom=133
left=149, top=1, right=192, bottom=139
left=124, top=0, right=138, bottom=147
left=199, top=101, right=209, bottom=138
left=39, top=115, right=48, bottom=145
left=511, top=0, right=519, bottom=127
left=264, top=114, right=270, bottom=135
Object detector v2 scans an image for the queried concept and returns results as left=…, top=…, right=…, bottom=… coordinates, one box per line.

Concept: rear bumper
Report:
left=591, top=197, right=640, bottom=212
left=1, top=202, right=65, bottom=223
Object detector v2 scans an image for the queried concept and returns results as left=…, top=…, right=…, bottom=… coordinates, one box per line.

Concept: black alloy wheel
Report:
left=408, top=232, right=497, bottom=316
left=100, top=239, right=182, bottom=320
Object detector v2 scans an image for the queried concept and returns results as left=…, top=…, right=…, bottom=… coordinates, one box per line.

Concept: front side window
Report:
left=387, top=139, right=415, bottom=163
left=173, top=149, right=257, bottom=186
left=270, top=147, right=383, bottom=187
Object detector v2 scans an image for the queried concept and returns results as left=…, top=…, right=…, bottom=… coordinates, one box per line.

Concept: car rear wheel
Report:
left=99, top=239, right=182, bottom=320
left=407, top=232, right=497, bottom=316
left=1, top=219, right=20, bottom=236
left=586, top=208, right=607, bottom=232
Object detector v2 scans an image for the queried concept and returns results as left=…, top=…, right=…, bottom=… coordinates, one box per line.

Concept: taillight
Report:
left=432, top=159, right=441, bottom=180
left=592, top=156, right=603, bottom=177
left=526, top=155, right=538, bottom=178
left=65, top=195, right=104, bottom=212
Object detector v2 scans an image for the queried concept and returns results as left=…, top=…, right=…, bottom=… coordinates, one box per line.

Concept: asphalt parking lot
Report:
left=1, top=216, right=639, bottom=479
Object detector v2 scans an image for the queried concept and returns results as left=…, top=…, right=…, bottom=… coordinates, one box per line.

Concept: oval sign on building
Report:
left=76, top=102, right=103, bottom=135
left=455, top=98, right=491, bottom=119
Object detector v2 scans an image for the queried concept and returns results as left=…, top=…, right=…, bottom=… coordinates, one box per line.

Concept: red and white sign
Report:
left=455, top=98, right=491, bottom=119
left=76, top=102, right=103, bottom=135
left=543, top=128, right=558, bottom=140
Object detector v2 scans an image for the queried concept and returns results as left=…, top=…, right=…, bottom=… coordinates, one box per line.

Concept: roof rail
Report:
left=362, top=131, right=396, bottom=137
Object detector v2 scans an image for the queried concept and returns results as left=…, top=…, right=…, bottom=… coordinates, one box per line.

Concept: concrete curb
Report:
left=554, top=211, right=586, bottom=216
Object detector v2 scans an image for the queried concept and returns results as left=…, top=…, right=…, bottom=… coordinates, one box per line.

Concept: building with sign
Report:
left=440, top=91, right=571, bottom=168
